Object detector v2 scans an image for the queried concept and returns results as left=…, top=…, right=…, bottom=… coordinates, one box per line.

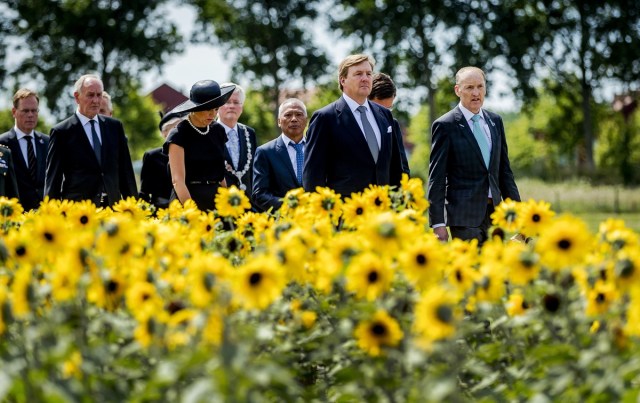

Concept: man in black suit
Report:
left=0, top=144, right=19, bottom=199
left=428, top=66, right=521, bottom=245
left=303, top=54, right=403, bottom=197
left=217, top=83, right=257, bottom=199
left=252, top=98, right=307, bottom=212
left=139, top=112, right=183, bottom=209
left=368, top=73, right=410, bottom=177
left=45, top=74, right=138, bottom=206
left=0, top=88, right=48, bottom=210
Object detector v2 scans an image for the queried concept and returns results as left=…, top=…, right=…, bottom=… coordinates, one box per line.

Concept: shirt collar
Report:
left=281, top=133, right=305, bottom=146
left=14, top=126, right=34, bottom=139
left=217, top=120, right=237, bottom=133
left=342, top=93, right=371, bottom=114
left=458, top=103, right=484, bottom=122
left=76, top=111, right=99, bottom=127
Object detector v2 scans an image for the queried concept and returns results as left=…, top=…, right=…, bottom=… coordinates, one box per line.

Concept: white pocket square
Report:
left=387, top=126, right=392, bottom=133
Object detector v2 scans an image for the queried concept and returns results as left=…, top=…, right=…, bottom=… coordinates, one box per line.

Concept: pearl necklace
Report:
left=225, top=124, right=253, bottom=191
left=187, top=115, right=210, bottom=135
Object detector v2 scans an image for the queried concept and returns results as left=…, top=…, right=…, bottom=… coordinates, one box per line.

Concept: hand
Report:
left=434, top=226, right=449, bottom=242
left=510, top=233, right=526, bottom=243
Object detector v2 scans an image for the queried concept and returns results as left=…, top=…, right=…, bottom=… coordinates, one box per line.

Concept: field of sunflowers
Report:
left=1, top=175, right=640, bottom=402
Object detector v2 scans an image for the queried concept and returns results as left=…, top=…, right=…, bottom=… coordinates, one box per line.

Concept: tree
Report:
left=6, top=0, right=183, bottom=118
left=472, top=0, right=640, bottom=175
left=188, top=0, right=330, bottom=120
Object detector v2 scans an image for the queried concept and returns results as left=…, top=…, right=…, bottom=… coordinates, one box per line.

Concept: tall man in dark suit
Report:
left=0, top=144, right=19, bottom=199
left=217, top=83, right=257, bottom=200
left=303, top=54, right=403, bottom=197
left=428, top=66, right=521, bottom=245
left=0, top=89, right=48, bottom=210
left=252, top=98, right=307, bottom=212
left=45, top=74, right=137, bottom=206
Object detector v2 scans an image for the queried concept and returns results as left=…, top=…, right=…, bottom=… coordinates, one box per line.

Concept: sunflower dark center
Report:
left=596, top=293, right=606, bottom=304
left=436, top=305, right=453, bottom=323
left=371, top=322, right=387, bottom=336
left=249, top=272, right=262, bottom=286
left=141, top=292, right=150, bottom=301
left=44, top=232, right=54, bottom=242
left=557, top=239, right=571, bottom=250
left=229, top=195, right=242, bottom=207
left=455, top=270, right=463, bottom=282
left=205, top=224, right=212, bottom=232
left=356, top=207, right=364, bottom=215
left=106, top=280, right=119, bottom=293
left=543, top=294, right=561, bottom=313
left=616, top=259, right=634, bottom=278
left=416, top=253, right=427, bottom=265
left=378, top=222, right=396, bottom=238
left=374, top=197, right=382, bottom=206
left=506, top=211, right=517, bottom=222
left=1, top=205, right=13, bottom=216
left=80, top=215, right=89, bottom=224
left=367, top=270, right=379, bottom=283
left=16, top=245, right=26, bottom=256
left=532, top=214, right=541, bottom=222
left=228, top=238, right=239, bottom=252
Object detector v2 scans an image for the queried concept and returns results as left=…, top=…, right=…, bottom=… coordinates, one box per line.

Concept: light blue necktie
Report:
left=471, top=114, right=489, bottom=168
left=289, top=142, right=304, bottom=185
left=227, top=128, right=240, bottom=168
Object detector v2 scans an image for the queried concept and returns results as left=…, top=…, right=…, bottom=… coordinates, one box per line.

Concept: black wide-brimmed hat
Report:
left=158, top=110, right=186, bottom=131
left=171, top=80, right=235, bottom=114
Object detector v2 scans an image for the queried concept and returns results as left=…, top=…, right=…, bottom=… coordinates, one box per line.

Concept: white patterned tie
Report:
left=227, top=128, right=240, bottom=168
left=471, top=114, right=490, bottom=167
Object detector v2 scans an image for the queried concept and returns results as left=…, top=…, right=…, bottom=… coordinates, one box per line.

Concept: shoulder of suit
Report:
left=257, top=137, right=279, bottom=150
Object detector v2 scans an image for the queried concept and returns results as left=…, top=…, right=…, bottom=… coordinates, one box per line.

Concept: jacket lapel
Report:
left=7, top=130, right=28, bottom=172
left=454, top=107, right=486, bottom=168
left=35, top=132, right=47, bottom=180
left=275, top=137, right=298, bottom=184
left=336, top=98, right=378, bottom=163
left=482, top=111, right=499, bottom=169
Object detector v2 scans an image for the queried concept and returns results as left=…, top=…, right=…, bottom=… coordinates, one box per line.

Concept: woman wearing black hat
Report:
left=163, top=80, right=235, bottom=211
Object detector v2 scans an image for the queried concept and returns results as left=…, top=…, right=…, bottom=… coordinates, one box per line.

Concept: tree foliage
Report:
left=6, top=0, right=182, bottom=118
left=189, top=0, right=331, bottom=120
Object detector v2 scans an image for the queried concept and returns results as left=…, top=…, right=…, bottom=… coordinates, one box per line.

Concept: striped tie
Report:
left=24, top=135, right=37, bottom=181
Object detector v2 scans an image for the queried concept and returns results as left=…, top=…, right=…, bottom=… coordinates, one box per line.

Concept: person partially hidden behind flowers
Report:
left=163, top=80, right=235, bottom=211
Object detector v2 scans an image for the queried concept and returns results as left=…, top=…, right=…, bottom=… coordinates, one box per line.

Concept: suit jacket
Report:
left=427, top=106, right=520, bottom=228
left=392, top=118, right=410, bottom=176
left=139, top=147, right=172, bottom=209
left=45, top=113, right=137, bottom=204
left=223, top=123, right=257, bottom=198
left=0, top=128, right=49, bottom=210
left=0, top=144, right=19, bottom=199
left=303, top=97, right=403, bottom=197
left=252, top=136, right=301, bottom=212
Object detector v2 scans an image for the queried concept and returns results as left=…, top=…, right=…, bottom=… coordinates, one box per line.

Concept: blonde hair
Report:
left=13, top=88, right=39, bottom=108
left=338, top=54, right=375, bottom=91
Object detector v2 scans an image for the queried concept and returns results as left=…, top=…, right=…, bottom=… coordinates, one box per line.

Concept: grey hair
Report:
left=220, top=82, right=245, bottom=104
left=74, top=74, right=103, bottom=94
left=278, top=98, right=307, bottom=118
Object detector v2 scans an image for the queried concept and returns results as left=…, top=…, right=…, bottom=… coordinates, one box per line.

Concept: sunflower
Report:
left=358, top=211, right=405, bottom=259
left=505, top=291, right=529, bottom=317
left=61, top=350, right=82, bottom=379
left=51, top=261, right=81, bottom=302
left=613, top=247, right=640, bottom=291
left=111, top=196, right=154, bottom=220
left=345, top=252, right=394, bottom=301
left=308, top=187, right=343, bottom=225
left=11, top=266, right=33, bottom=318
left=413, top=286, right=460, bottom=349
left=491, top=198, right=521, bottom=233
left=535, top=215, right=593, bottom=271
left=585, top=280, right=619, bottom=316
left=443, top=254, right=479, bottom=298
left=215, top=186, right=251, bottom=218
left=65, top=200, right=104, bottom=231
left=362, top=185, right=392, bottom=212
left=624, top=288, right=640, bottom=337
left=3, top=231, right=37, bottom=267
left=399, top=174, right=428, bottom=213
left=354, top=310, right=404, bottom=356
left=27, top=213, right=67, bottom=260
left=474, top=263, right=507, bottom=303
left=279, top=188, right=310, bottom=218
left=341, top=193, right=372, bottom=229
left=125, top=281, right=164, bottom=320
left=0, top=197, right=24, bottom=223
left=187, top=253, right=231, bottom=308
left=232, top=254, right=286, bottom=310
left=502, top=241, right=540, bottom=286
left=517, top=199, right=555, bottom=237
left=159, top=199, right=202, bottom=225
left=398, top=235, right=446, bottom=290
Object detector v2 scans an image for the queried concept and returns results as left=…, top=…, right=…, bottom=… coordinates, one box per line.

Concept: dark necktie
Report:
left=89, top=120, right=102, bottom=165
left=289, top=142, right=304, bottom=185
left=24, top=135, right=37, bottom=181
left=471, top=114, right=490, bottom=167
left=356, top=105, right=379, bottom=162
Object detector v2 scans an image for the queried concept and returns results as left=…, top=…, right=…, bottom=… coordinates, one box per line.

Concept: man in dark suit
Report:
left=303, top=54, right=403, bottom=197
left=45, top=74, right=137, bottom=206
left=0, top=144, right=19, bottom=199
left=139, top=112, right=183, bottom=209
left=217, top=83, right=257, bottom=199
left=0, top=88, right=48, bottom=210
left=428, top=66, right=521, bottom=245
left=252, top=98, right=307, bottom=212
left=368, top=73, right=410, bottom=177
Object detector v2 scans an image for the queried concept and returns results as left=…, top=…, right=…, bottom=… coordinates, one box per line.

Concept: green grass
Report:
left=517, top=178, right=640, bottom=232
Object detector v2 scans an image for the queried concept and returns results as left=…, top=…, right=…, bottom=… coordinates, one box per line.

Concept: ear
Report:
left=454, top=85, right=461, bottom=97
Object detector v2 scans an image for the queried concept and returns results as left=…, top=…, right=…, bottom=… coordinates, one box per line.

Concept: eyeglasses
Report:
left=18, top=109, right=39, bottom=114
left=225, top=101, right=243, bottom=106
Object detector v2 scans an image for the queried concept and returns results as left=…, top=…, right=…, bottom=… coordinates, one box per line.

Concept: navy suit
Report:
left=0, top=129, right=49, bottom=210
left=45, top=113, right=137, bottom=205
left=139, top=147, right=172, bottom=209
left=223, top=123, right=257, bottom=199
left=252, top=136, right=302, bottom=212
left=427, top=106, right=520, bottom=229
left=0, top=144, right=19, bottom=198
left=303, top=97, right=403, bottom=197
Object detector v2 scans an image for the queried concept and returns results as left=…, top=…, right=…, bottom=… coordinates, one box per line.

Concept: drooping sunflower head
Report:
left=354, top=310, right=404, bottom=356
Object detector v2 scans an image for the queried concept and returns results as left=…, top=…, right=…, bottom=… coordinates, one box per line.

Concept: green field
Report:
left=517, top=178, right=640, bottom=232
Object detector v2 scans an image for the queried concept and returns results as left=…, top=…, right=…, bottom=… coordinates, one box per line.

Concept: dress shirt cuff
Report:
left=432, top=223, right=446, bottom=228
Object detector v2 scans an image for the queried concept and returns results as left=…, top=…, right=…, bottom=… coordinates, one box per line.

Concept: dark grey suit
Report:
left=45, top=113, right=137, bottom=205
left=303, top=97, right=403, bottom=197
left=252, top=136, right=302, bottom=212
left=428, top=106, right=520, bottom=232
left=0, top=129, right=49, bottom=210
